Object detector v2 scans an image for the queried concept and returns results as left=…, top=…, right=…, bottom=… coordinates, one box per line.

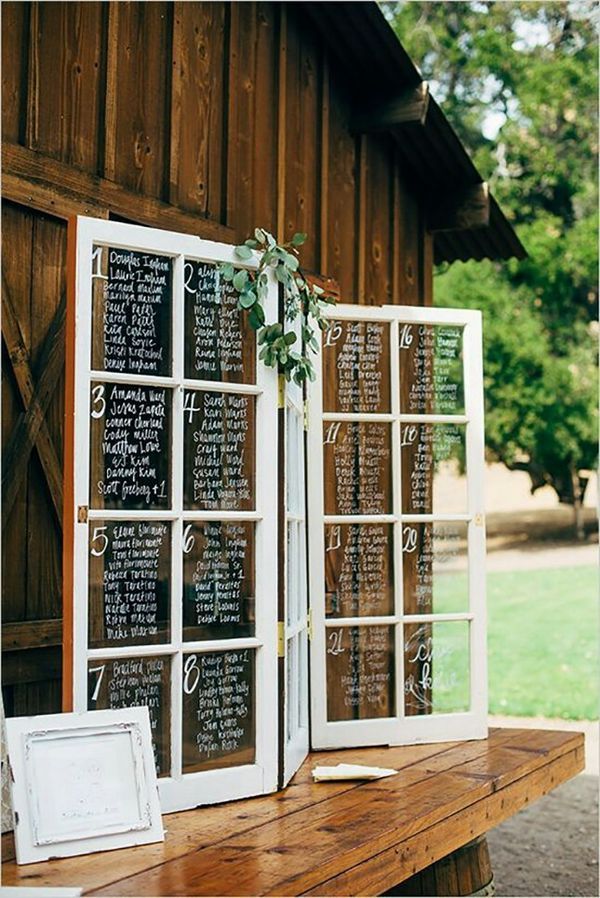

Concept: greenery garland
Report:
left=220, top=229, right=336, bottom=385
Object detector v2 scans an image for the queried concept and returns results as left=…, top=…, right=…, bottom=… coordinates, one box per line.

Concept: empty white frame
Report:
left=65, top=216, right=279, bottom=811
left=308, top=304, right=487, bottom=749
left=6, top=708, right=163, bottom=864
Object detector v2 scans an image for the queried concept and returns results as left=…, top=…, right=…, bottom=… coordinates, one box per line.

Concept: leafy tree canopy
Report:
left=383, top=1, right=598, bottom=532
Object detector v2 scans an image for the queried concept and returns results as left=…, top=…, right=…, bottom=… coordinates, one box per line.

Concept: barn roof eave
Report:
left=299, top=0, right=527, bottom=265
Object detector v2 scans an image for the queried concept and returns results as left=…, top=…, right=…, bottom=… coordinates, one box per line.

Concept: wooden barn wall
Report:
left=1, top=0, right=432, bottom=716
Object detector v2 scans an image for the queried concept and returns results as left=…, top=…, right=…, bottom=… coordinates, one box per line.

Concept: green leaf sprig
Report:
left=220, top=228, right=336, bottom=385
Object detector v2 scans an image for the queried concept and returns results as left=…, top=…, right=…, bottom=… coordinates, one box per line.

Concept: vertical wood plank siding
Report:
left=26, top=2, right=105, bottom=172
left=170, top=1, right=227, bottom=217
left=104, top=2, right=172, bottom=197
left=1, top=1, right=430, bottom=714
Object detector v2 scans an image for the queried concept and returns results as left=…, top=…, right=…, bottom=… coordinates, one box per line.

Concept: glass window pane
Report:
left=91, top=246, right=172, bottom=377
left=183, top=521, right=254, bottom=640
left=297, top=522, right=308, bottom=618
left=286, top=522, right=297, bottom=627
left=286, top=407, right=304, bottom=516
left=399, top=323, right=464, bottom=415
left=89, top=520, right=170, bottom=648
left=183, top=391, right=255, bottom=510
left=298, top=630, right=308, bottom=730
left=326, top=626, right=395, bottom=721
left=286, top=636, right=297, bottom=742
left=325, top=523, right=394, bottom=618
left=404, top=621, right=470, bottom=716
left=400, top=422, right=467, bottom=515
left=183, top=259, right=255, bottom=383
left=402, top=522, right=469, bottom=614
left=182, top=649, right=255, bottom=773
left=324, top=422, right=392, bottom=515
left=90, top=382, right=171, bottom=510
left=322, top=319, right=391, bottom=413
left=88, top=655, right=171, bottom=776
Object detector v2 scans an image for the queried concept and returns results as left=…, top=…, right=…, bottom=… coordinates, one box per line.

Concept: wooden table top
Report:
left=2, top=727, right=584, bottom=896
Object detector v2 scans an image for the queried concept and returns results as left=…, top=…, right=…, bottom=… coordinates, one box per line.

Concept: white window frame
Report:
left=281, top=322, right=310, bottom=786
left=307, top=303, right=487, bottom=749
left=65, top=216, right=279, bottom=811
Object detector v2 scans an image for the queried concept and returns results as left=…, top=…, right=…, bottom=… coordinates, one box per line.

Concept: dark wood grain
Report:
left=26, top=1, right=104, bottom=172
left=353, top=82, right=430, bottom=132
left=104, top=2, right=172, bottom=198
left=326, top=77, right=357, bottom=301
left=364, top=135, right=394, bottom=306
left=1, top=203, right=34, bottom=625
left=2, top=619, right=62, bottom=651
left=1, top=1, right=29, bottom=143
left=283, top=8, right=321, bottom=271
left=1, top=278, right=63, bottom=524
left=2, top=143, right=233, bottom=238
left=170, top=2, right=227, bottom=218
left=227, top=1, right=278, bottom=241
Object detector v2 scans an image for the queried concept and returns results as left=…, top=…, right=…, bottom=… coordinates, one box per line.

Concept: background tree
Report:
left=383, top=0, right=598, bottom=537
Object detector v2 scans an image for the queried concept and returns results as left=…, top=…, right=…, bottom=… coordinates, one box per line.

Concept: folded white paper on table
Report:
left=312, top=763, right=397, bottom=782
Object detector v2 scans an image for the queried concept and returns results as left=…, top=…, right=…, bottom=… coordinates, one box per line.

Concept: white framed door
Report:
left=308, top=304, right=487, bottom=749
left=65, top=216, right=279, bottom=811
left=281, top=323, right=310, bottom=786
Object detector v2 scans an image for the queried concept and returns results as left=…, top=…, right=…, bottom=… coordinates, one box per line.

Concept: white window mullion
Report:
left=282, top=312, right=310, bottom=785
left=464, top=314, right=488, bottom=721
left=170, top=253, right=185, bottom=782
left=390, top=319, right=405, bottom=722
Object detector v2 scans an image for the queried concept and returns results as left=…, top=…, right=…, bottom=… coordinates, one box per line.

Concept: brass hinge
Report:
left=77, top=505, right=88, bottom=523
left=278, top=374, right=286, bottom=409
left=303, top=399, right=309, bottom=431
left=307, top=608, right=313, bottom=641
left=277, top=621, right=286, bottom=657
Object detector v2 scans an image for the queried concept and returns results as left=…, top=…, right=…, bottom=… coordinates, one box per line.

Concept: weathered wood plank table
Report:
left=2, top=728, right=584, bottom=896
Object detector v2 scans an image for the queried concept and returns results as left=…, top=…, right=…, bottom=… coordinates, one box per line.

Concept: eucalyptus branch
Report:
left=219, top=229, right=336, bottom=385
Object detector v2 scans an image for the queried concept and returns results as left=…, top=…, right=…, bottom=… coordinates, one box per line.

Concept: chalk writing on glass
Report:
left=404, top=621, right=469, bottom=716
left=325, top=524, right=393, bottom=618
left=326, top=626, right=394, bottom=721
left=91, top=246, right=172, bottom=377
left=89, top=521, right=170, bottom=648
left=183, top=391, right=255, bottom=510
left=88, top=655, right=171, bottom=775
left=324, top=422, right=392, bottom=516
left=182, top=650, right=255, bottom=773
left=399, top=324, right=464, bottom=415
left=402, top=522, right=468, bottom=615
left=90, top=382, right=171, bottom=510
left=400, top=423, right=466, bottom=515
left=322, top=320, right=390, bottom=413
left=184, top=260, right=255, bottom=383
left=183, top=521, right=255, bottom=640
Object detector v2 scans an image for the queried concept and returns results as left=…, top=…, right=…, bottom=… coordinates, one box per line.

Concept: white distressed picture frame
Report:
left=6, top=708, right=163, bottom=865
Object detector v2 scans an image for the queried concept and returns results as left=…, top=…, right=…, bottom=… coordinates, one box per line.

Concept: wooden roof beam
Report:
left=352, top=81, right=430, bottom=132
left=428, top=182, right=490, bottom=232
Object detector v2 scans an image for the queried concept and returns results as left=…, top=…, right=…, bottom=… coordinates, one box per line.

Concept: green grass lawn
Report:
left=434, top=564, right=599, bottom=719
left=486, top=564, right=599, bottom=720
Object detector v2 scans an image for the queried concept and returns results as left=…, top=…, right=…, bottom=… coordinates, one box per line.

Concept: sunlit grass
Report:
left=429, top=564, right=599, bottom=719
left=486, top=564, right=599, bottom=719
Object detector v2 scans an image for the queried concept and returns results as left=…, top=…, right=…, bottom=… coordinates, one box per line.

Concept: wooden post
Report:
left=384, top=835, right=494, bottom=897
